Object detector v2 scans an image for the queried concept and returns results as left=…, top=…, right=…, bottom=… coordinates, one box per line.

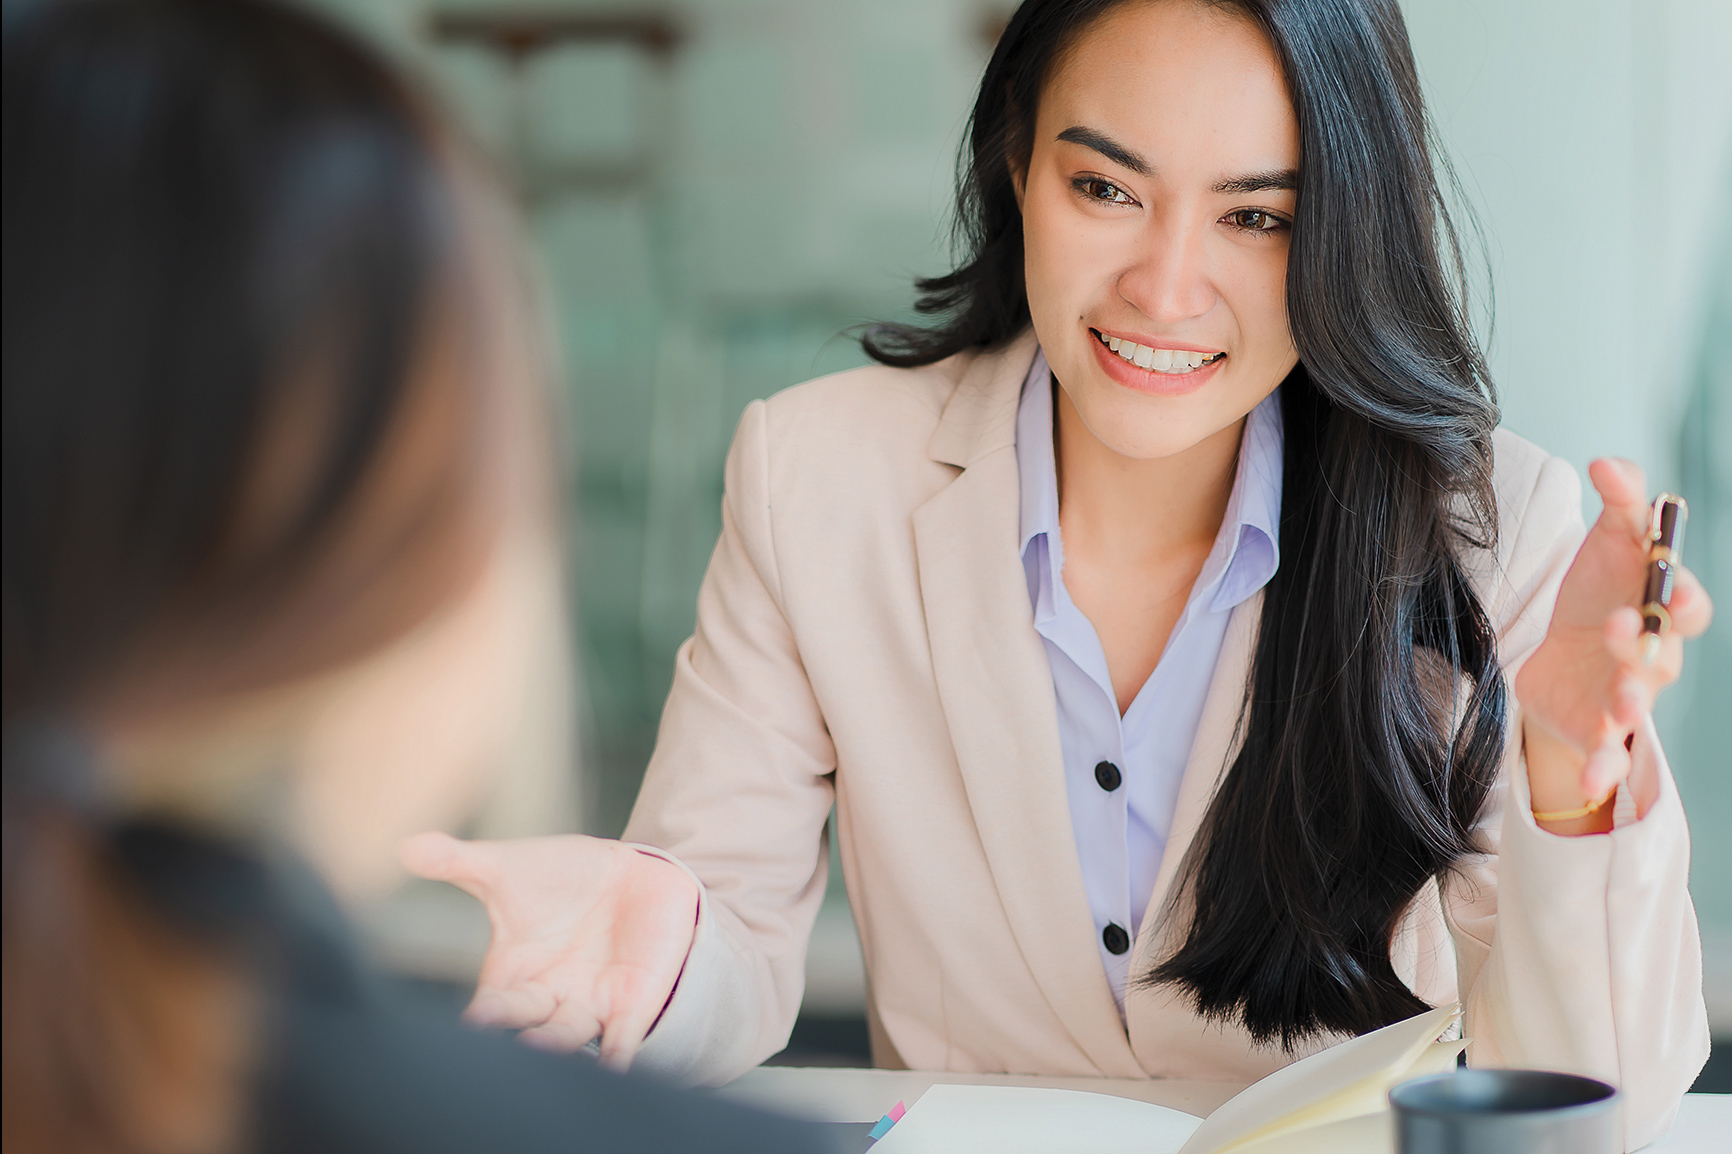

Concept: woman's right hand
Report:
left=398, top=831, right=699, bottom=1070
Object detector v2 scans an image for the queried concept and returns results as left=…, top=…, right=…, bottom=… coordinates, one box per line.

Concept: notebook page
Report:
left=1232, top=1111, right=1392, bottom=1154
left=1232, top=1037, right=1466, bottom=1138
left=1222, top=1042, right=1462, bottom=1154
left=1176, top=1003, right=1461, bottom=1154
left=868, top=1084, right=1204, bottom=1154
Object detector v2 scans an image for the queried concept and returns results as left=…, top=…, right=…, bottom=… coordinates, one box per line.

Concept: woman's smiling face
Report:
left=1019, top=0, right=1301, bottom=459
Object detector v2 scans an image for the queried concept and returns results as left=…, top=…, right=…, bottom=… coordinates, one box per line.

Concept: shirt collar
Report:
left=1210, top=389, right=1283, bottom=612
left=1016, top=349, right=1062, bottom=558
left=1014, top=347, right=1283, bottom=615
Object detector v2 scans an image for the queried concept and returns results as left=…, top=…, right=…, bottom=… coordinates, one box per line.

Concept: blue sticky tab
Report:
left=867, top=1113, right=896, bottom=1140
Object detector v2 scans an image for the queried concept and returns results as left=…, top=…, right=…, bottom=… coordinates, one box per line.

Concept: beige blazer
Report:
left=625, top=331, right=1708, bottom=1149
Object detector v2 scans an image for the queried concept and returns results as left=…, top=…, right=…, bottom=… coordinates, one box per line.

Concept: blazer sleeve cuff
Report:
left=1483, top=716, right=1709, bottom=1150
left=623, top=844, right=767, bottom=1087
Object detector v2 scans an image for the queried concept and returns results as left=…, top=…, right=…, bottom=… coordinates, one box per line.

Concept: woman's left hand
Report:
left=1515, top=459, right=1713, bottom=834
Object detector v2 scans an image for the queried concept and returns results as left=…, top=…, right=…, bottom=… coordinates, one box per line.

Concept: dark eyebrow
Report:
left=1057, top=126, right=1297, bottom=195
left=1213, top=169, right=1299, bottom=195
left=1055, top=126, right=1151, bottom=175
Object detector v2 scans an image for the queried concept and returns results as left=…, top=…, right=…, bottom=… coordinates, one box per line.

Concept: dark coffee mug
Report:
left=1390, top=1069, right=1620, bottom=1154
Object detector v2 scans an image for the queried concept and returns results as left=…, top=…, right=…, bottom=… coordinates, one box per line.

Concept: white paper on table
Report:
left=867, top=1084, right=1205, bottom=1154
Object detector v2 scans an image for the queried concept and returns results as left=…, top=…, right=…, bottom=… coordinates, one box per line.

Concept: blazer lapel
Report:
left=912, top=334, right=1142, bottom=1077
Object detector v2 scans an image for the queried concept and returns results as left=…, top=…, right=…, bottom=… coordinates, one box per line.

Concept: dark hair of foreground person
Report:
left=1, top=2, right=833, bottom=1150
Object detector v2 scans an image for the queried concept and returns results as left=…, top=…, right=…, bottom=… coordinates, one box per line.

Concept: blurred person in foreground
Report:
left=0, top=1, right=834, bottom=1151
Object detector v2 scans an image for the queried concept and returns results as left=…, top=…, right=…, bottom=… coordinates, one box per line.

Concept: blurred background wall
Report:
left=306, top=0, right=1732, bottom=1074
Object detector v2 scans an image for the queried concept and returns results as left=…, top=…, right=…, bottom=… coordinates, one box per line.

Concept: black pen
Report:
left=1640, top=494, right=1687, bottom=666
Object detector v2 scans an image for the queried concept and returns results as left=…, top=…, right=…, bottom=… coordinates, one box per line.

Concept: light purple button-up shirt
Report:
left=1016, top=349, right=1284, bottom=1012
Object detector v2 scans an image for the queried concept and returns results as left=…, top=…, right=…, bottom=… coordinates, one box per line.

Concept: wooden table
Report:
left=719, top=1066, right=1732, bottom=1152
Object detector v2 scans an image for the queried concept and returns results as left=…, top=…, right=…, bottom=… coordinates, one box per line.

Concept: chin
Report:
left=1072, top=388, right=1233, bottom=461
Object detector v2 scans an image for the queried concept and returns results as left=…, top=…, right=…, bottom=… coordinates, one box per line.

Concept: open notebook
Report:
left=869, top=1003, right=1465, bottom=1154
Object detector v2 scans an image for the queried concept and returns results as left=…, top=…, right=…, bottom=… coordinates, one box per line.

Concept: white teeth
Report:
left=1098, top=332, right=1220, bottom=373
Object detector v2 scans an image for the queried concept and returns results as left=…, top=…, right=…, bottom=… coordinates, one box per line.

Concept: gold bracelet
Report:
left=1532, top=790, right=1613, bottom=823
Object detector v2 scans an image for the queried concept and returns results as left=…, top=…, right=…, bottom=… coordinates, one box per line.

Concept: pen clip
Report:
left=1647, top=494, right=1687, bottom=554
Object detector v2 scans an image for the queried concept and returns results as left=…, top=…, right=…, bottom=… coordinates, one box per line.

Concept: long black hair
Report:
left=867, top=0, right=1507, bottom=1049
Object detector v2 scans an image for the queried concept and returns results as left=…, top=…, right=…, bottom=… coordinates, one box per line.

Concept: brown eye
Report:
left=1227, top=209, right=1286, bottom=232
left=1075, top=177, right=1135, bottom=206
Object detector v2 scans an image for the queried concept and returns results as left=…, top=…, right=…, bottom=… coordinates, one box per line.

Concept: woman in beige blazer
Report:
left=406, top=0, right=1714, bottom=1147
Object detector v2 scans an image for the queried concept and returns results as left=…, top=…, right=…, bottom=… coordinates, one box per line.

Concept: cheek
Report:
left=1021, top=181, right=1109, bottom=320
left=1222, top=250, right=1295, bottom=363
left=1020, top=190, right=1069, bottom=314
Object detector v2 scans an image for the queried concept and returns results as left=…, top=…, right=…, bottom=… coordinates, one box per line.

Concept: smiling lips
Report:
left=1093, top=329, right=1224, bottom=374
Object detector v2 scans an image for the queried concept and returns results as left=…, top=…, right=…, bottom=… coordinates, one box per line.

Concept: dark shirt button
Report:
left=1102, top=922, right=1130, bottom=955
left=1094, top=760, right=1122, bottom=792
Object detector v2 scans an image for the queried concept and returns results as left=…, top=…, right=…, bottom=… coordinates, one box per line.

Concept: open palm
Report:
left=399, top=831, right=699, bottom=1070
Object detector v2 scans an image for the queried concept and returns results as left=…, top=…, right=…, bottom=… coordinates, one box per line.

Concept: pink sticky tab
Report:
left=889, top=1100, right=906, bottom=1123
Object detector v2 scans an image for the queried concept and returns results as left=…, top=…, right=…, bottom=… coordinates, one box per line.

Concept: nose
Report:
left=1114, top=213, right=1216, bottom=325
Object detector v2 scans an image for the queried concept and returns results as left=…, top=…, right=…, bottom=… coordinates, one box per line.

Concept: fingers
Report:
left=594, top=974, right=667, bottom=1072
left=490, top=980, right=619, bottom=1057
left=1533, top=608, right=1654, bottom=805
left=399, top=831, right=499, bottom=900
left=398, top=830, right=461, bottom=878
left=1669, top=566, right=1714, bottom=639
left=514, top=1005, right=604, bottom=1054
left=1525, top=461, right=1706, bottom=812
left=1581, top=737, right=1632, bottom=802
left=1586, top=458, right=1651, bottom=540
left=518, top=1019, right=602, bottom=1053
left=465, top=981, right=561, bottom=1033
left=1606, top=601, right=1690, bottom=686
left=487, top=970, right=670, bottom=1067
left=467, top=982, right=606, bottom=1053
left=1604, top=606, right=1674, bottom=699
left=1574, top=602, right=1677, bottom=800
left=591, top=859, right=700, bottom=1070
